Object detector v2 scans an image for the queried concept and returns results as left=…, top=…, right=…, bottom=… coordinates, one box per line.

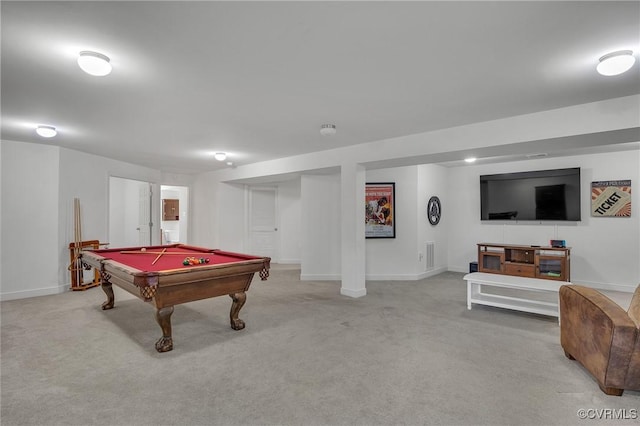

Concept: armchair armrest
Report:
left=559, top=285, right=637, bottom=391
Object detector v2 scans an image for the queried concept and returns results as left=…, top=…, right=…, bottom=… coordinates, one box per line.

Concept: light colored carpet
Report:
left=1, top=267, right=638, bottom=426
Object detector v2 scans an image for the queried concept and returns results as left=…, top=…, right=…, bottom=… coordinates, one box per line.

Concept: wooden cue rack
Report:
left=68, top=240, right=102, bottom=291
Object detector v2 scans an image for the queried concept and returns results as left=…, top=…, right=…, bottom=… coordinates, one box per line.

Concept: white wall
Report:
left=191, top=172, right=217, bottom=247
left=300, top=173, right=341, bottom=280
left=201, top=178, right=303, bottom=264
left=417, top=164, right=449, bottom=276
left=2, top=97, right=639, bottom=300
left=1, top=142, right=165, bottom=300
left=446, top=150, right=640, bottom=291
left=0, top=140, right=2, bottom=293
left=207, top=150, right=638, bottom=292
left=58, top=148, right=162, bottom=285
left=198, top=96, right=638, bottom=293
left=217, top=182, right=248, bottom=253
left=1, top=141, right=60, bottom=299
left=365, top=166, right=420, bottom=279
left=298, top=165, right=451, bottom=281
left=58, top=148, right=161, bottom=251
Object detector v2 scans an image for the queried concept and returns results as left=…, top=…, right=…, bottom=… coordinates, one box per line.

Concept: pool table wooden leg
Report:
left=154, top=306, right=174, bottom=352
left=229, top=292, right=247, bottom=330
left=100, top=280, right=115, bottom=310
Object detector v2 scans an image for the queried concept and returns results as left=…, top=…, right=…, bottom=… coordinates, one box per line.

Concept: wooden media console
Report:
left=477, top=243, right=571, bottom=281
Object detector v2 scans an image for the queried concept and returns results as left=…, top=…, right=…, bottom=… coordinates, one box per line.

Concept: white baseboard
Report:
left=367, top=266, right=448, bottom=281
left=340, top=287, right=367, bottom=298
left=302, top=267, right=449, bottom=282
left=275, top=259, right=301, bottom=265
left=416, top=267, right=449, bottom=280
left=1, top=284, right=67, bottom=301
left=366, top=273, right=418, bottom=280
left=449, top=266, right=472, bottom=274
left=300, top=274, right=341, bottom=281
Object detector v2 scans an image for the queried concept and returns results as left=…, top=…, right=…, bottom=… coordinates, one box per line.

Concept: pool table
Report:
left=81, top=244, right=270, bottom=352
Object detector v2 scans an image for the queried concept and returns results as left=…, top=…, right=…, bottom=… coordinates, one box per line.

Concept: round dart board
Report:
left=427, top=196, right=441, bottom=225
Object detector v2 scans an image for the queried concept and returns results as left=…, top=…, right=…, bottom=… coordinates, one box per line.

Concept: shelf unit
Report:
left=464, top=272, right=562, bottom=321
left=162, top=199, right=179, bottom=221
left=477, top=243, right=571, bottom=281
left=69, top=239, right=102, bottom=291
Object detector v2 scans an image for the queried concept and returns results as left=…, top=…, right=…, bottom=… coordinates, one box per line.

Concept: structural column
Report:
left=340, top=161, right=366, bottom=297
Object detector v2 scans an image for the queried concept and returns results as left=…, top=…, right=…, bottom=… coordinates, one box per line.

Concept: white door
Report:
left=138, top=183, right=152, bottom=245
left=109, top=177, right=154, bottom=248
left=249, top=187, right=278, bottom=259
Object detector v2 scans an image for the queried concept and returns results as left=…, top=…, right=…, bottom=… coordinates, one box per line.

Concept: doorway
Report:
left=161, top=185, right=189, bottom=244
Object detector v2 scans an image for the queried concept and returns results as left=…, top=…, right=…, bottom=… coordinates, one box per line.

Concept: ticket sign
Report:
left=591, top=180, right=631, bottom=217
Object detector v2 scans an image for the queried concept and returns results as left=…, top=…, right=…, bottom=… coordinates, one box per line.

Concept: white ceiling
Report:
left=2, top=1, right=639, bottom=175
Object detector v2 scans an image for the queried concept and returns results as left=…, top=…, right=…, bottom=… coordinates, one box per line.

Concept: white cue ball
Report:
left=141, top=247, right=146, bottom=252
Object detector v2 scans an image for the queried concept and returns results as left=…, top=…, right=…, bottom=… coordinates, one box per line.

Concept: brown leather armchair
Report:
left=559, top=284, right=640, bottom=396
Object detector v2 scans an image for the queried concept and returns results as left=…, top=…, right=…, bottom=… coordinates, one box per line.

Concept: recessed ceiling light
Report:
left=597, top=50, right=635, bottom=76
left=36, top=125, right=57, bottom=138
left=214, top=152, right=227, bottom=161
left=526, top=153, right=548, bottom=159
left=77, top=51, right=112, bottom=76
left=320, top=124, right=336, bottom=136
left=464, top=157, right=477, bottom=163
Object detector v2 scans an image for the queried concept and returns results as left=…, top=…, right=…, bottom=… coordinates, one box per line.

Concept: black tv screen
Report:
left=480, top=168, right=581, bottom=221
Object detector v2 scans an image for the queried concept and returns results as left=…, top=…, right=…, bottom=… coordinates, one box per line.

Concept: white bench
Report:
left=463, top=272, right=566, bottom=322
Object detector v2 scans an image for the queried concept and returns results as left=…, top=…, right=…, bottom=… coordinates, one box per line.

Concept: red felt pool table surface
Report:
left=81, top=244, right=271, bottom=353
left=87, top=244, right=264, bottom=273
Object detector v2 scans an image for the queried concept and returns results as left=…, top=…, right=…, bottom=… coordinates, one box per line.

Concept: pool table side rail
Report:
left=81, top=250, right=270, bottom=304
left=101, top=265, right=261, bottom=307
left=154, top=274, right=258, bottom=307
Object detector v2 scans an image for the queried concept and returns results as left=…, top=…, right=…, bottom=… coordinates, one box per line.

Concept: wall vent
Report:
left=425, top=241, right=435, bottom=271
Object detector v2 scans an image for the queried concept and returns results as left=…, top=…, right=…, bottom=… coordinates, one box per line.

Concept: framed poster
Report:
left=365, top=182, right=395, bottom=238
left=591, top=180, right=631, bottom=217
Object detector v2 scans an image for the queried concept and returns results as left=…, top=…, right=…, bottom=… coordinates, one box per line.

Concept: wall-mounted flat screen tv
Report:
left=480, top=167, right=581, bottom=221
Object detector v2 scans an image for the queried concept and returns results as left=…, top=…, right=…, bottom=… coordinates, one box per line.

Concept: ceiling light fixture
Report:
left=464, top=157, right=477, bottom=163
left=214, top=152, right=227, bottom=161
left=596, top=50, right=635, bottom=76
left=77, top=51, right=112, bottom=76
left=36, top=125, right=57, bottom=138
left=526, top=153, right=548, bottom=159
left=320, top=124, right=337, bottom=136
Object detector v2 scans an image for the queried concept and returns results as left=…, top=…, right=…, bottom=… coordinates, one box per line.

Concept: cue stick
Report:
left=119, top=250, right=215, bottom=255
left=151, top=248, right=167, bottom=265
left=74, top=198, right=82, bottom=287
left=77, top=198, right=83, bottom=286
